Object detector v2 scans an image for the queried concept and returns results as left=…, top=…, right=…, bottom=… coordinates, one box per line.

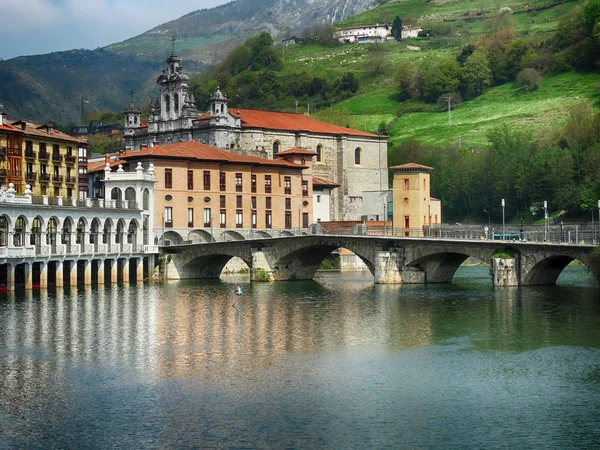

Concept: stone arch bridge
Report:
left=161, top=236, right=597, bottom=287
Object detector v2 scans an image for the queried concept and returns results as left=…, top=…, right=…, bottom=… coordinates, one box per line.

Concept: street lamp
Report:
left=501, top=199, right=505, bottom=241
left=383, top=200, right=387, bottom=236
left=161, top=209, right=165, bottom=246
left=298, top=204, right=301, bottom=235
left=483, top=209, right=490, bottom=240
left=249, top=202, right=253, bottom=239
left=428, top=198, right=431, bottom=238
left=544, top=200, right=548, bottom=242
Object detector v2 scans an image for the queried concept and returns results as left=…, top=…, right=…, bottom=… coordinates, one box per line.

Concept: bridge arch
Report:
left=253, top=230, right=272, bottom=239
left=162, top=230, right=183, bottom=246
left=188, top=229, right=213, bottom=244
left=220, top=230, right=245, bottom=241
left=271, top=244, right=376, bottom=281
left=523, top=255, right=588, bottom=286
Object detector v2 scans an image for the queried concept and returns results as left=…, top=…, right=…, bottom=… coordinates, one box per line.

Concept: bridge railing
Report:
left=317, top=224, right=598, bottom=246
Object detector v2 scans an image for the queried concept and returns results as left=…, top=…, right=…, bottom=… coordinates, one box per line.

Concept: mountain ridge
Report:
left=0, top=0, right=376, bottom=124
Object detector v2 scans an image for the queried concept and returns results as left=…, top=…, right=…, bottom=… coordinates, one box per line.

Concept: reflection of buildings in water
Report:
left=153, top=284, right=435, bottom=380
left=0, top=286, right=159, bottom=411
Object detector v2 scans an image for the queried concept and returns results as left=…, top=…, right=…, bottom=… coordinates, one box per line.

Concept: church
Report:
left=123, top=52, right=388, bottom=221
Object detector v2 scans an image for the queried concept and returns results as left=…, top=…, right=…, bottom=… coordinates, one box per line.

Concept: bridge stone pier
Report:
left=162, top=236, right=597, bottom=287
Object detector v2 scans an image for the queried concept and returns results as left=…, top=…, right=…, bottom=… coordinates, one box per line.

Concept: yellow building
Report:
left=0, top=113, right=24, bottom=192
left=391, top=163, right=442, bottom=236
left=8, top=119, right=88, bottom=198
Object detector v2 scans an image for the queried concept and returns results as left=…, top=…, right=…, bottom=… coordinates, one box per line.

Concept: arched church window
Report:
left=273, top=141, right=280, bottom=156
left=355, top=147, right=362, bottom=165
left=164, top=95, right=170, bottom=113
left=134, top=116, right=138, bottom=125
left=316, top=145, right=323, bottom=162
left=174, top=93, right=179, bottom=112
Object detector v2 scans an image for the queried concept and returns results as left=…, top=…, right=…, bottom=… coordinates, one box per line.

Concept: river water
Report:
left=0, top=267, right=599, bottom=449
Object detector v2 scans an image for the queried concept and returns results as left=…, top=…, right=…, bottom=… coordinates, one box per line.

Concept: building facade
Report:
left=392, top=163, right=441, bottom=236
left=103, top=141, right=314, bottom=244
left=0, top=113, right=24, bottom=193
left=2, top=117, right=89, bottom=198
left=333, top=24, right=391, bottom=44
left=123, top=53, right=388, bottom=221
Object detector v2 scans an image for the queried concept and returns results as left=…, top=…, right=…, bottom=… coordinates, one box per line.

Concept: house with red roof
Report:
left=122, top=52, right=388, bottom=222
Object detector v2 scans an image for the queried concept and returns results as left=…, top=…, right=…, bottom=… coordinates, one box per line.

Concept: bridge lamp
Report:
left=383, top=199, right=387, bottom=236
left=501, top=199, right=505, bottom=241
left=483, top=209, right=490, bottom=240
left=544, top=200, right=548, bottom=242
left=428, top=198, right=431, bottom=238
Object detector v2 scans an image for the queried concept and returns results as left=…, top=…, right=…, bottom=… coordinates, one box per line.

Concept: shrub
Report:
left=516, top=68, right=541, bottom=91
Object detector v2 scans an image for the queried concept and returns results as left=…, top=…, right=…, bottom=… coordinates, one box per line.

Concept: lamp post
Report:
left=501, top=199, right=506, bottom=241
left=298, top=204, right=301, bottom=235
left=249, top=202, right=253, bottom=239
left=428, top=198, right=431, bottom=238
left=161, top=209, right=165, bottom=247
left=483, top=209, right=490, bottom=240
left=544, top=200, right=548, bottom=242
left=383, top=200, right=387, bottom=236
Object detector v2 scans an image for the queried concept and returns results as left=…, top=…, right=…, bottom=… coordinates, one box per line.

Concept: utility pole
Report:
left=295, top=100, right=298, bottom=114
left=447, top=95, right=452, bottom=125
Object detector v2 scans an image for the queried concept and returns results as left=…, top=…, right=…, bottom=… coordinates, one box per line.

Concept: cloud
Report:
left=0, top=0, right=229, bottom=60
left=2, top=0, right=63, bottom=31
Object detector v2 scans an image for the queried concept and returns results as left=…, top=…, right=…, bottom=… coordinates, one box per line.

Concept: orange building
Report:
left=115, top=141, right=314, bottom=240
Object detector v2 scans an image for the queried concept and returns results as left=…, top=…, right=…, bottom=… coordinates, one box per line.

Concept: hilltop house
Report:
left=333, top=24, right=423, bottom=43
left=123, top=52, right=388, bottom=221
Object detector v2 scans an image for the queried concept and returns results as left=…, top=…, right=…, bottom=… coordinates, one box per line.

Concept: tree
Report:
left=461, top=48, right=492, bottom=98
left=396, top=61, right=421, bottom=100
left=392, top=16, right=403, bottom=41
left=421, top=59, right=462, bottom=102
left=515, top=68, right=541, bottom=91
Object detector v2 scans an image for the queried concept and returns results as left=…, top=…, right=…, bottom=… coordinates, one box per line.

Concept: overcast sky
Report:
left=0, top=0, right=231, bottom=60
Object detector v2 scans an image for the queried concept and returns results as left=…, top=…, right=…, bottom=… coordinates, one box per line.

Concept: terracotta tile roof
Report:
left=9, top=120, right=80, bottom=143
left=88, top=158, right=126, bottom=173
left=0, top=122, right=22, bottom=133
left=237, top=109, right=381, bottom=138
left=312, top=176, right=340, bottom=187
left=276, top=147, right=317, bottom=156
left=390, top=163, right=433, bottom=170
left=120, top=141, right=305, bottom=169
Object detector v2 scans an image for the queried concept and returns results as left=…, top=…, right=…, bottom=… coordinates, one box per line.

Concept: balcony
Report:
left=25, top=172, right=37, bottom=182
left=78, top=176, right=89, bottom=185
left=52, top=153, right=63, bottom=163
left=24, top=149, right=36, bottom=159
left=52, top=175, right=63, bottom=184
left=0, top=168, right=6, bottom=179
left=65, top=175, right=76, bottom=184
left=39, top=173, right=51, bottom=183
left=0, top=146, right=6, bottom=157
left=64, top=154, right=76, bottom=164
left=38, top=151, right=49, bottom=161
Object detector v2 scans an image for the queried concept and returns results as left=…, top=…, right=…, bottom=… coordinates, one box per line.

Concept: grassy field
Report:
left=299, top=0, right=596, bottom=150
left=330, top=71, right=598, bottom=149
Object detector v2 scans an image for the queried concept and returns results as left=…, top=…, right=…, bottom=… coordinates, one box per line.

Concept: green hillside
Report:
left=192, top=0, right=599, bottom=221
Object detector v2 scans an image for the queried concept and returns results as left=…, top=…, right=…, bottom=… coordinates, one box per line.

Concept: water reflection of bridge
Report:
left=162, top=236, right=597, bottom=287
